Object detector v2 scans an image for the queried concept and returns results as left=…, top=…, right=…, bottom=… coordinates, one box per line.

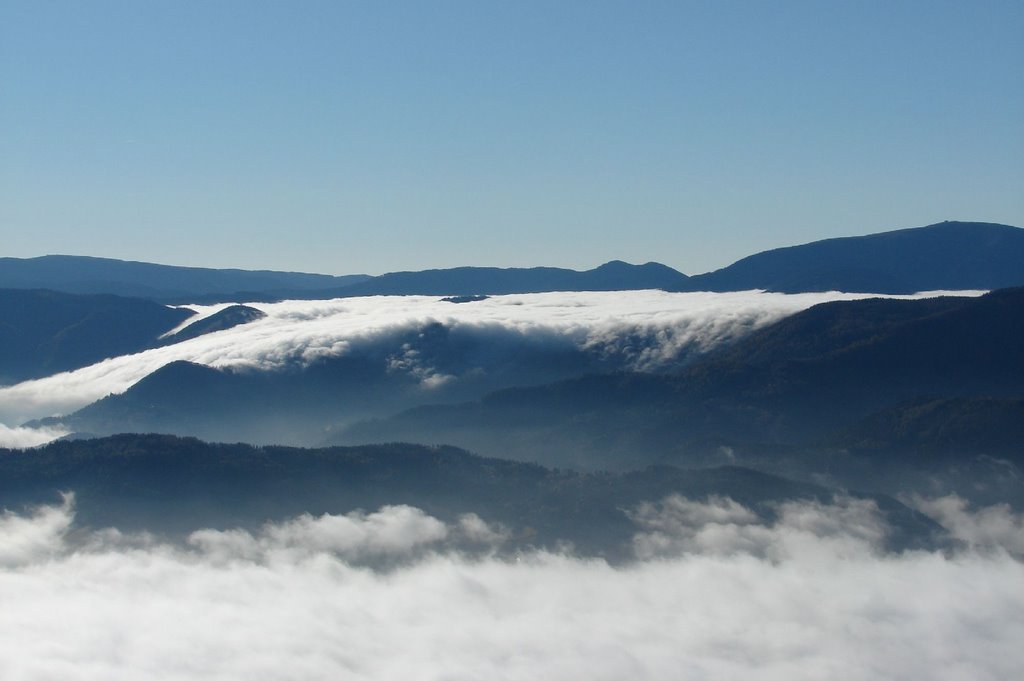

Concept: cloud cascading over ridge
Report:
left=0, top=289, right=985, bottom=429
left=0, top=494, right=1021, bottom=680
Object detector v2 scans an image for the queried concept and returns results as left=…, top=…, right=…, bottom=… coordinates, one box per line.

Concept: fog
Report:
left=0, top=493, right=1020, bottom=680
left=0, top=424, right=70, bottom=449
left=0, top=289, right=984, bottom=430
left=908, top=494, right=1024, bottom=557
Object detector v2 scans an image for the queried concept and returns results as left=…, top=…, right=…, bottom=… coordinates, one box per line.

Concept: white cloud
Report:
left=457, top=512, right=510, bottom=546
left=0, top=494, right=1021, bottom=680
left=909, top=494, right=1024, bottom=557
left=0, top=290, right=984, bottom=429
left=0, top=424, right=70, bottom=449
left=189, top=505, right=449, bottom=565
left=0, top=493, right=74, bottom=567
left=629, top=494, right=889, bottom=560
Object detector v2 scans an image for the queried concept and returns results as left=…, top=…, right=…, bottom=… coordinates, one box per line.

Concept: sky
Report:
left=1, top=0, right=1022, bottom=276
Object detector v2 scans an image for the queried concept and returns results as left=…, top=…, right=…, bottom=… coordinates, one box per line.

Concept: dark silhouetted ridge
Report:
left=677, top=221, right=1024, bottom=293
left=0, top=434, right=940, bottom=555
left=0, top=255, right=370, bottom=301
left=321, top=261, right=689, bottom=297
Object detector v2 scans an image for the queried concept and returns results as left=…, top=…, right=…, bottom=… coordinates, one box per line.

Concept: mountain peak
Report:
left=677, top=220, right=1024, bottom=294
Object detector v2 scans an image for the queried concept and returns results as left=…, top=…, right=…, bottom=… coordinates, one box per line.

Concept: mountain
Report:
left=690, top=286, right=1024, bottom=428
left=679, top=221, right=1024, bottom=293
left=338, top=288, right=1024, bottom=471
left=323, top=221, right=1024, bottom=297
left=293, top=260, right=690, bottom=298
left=6, top=221, right=1022, bottom=303
left=0, top=289, right=195, bottom=384
left=0, top=434, right=942, bottom=556
left=827, top=396, right=1024, bottom=462
left=0, top=255, right=371, bottom=301
left=158, top=304, right=266, bottom=344
left=0, top=255, right=686, bottom=302
left=45, top=360, right=342, bottom=445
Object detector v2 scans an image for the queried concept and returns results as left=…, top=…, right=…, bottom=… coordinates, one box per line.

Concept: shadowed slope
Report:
left=0, top=289, right=194, bottom=384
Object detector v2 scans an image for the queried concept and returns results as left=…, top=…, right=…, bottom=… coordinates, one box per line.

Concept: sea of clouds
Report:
left=0, top=289, right=984, bottom=446
left=0, top=492, right=1020, bottom=680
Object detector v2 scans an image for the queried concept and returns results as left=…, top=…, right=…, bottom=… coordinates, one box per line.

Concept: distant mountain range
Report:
left=319, top=260, right=688, bottom=297
left=677, top=221, right=1024, bottom=293
left=0, top=254, right=371, bottom=301
left=3, top=221, right=1022, bottom=301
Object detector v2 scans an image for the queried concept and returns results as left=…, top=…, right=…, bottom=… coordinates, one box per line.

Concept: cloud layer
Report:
left=0, top=289, right=984, bottom=430
left=909, top=494, right=1024, bottom=557
left=0, top=424, right=70, bottom=449
left=0, top=494, right=1021, bottom=680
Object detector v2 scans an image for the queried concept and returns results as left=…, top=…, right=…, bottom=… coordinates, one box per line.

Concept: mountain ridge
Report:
left=271, top=260, right=689, bottom=298
left=0, top=433, right=942, bottom=556
left=0, top=254, right=371, bottom=301
left=678, top=221, right=1024, bottom=293
left=4, top=220, right=1021, bottom=301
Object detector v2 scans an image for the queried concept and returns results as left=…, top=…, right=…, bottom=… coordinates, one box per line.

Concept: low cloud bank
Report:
left=0, top=494, right=1021, bottom=680
left=188, top=505, right=506, bottom=566
left=909, top=494, right=1024, bottom=557
left=0, top=289, right=985, bottom=428
left=629, top=494, right=890, bottom=560
left=0, top=424, right=70, bottom=449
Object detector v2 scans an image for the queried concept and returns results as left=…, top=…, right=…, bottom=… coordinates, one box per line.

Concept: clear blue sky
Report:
left=2, top=0, right=1022, bottom=275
